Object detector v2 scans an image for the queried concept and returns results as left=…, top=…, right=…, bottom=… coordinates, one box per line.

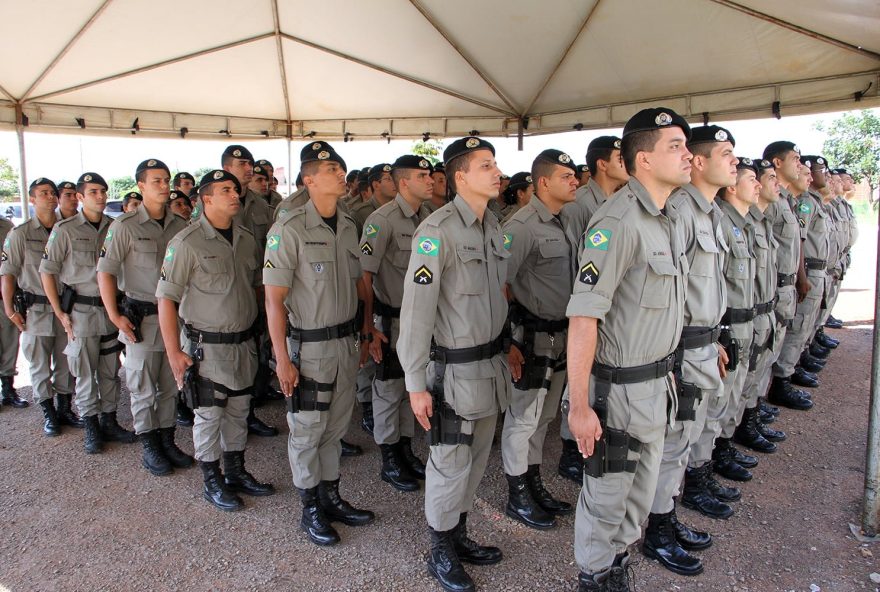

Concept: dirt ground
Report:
left=1, top=227, right=879, bottom=592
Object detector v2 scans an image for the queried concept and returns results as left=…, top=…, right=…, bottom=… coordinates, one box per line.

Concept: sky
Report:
left=0, top=108, right=874, bottom=193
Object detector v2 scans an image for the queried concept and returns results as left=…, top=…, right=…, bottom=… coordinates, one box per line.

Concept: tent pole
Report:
left=286, top=135, right=292, bottom=195
left=15, top=105, right=29, bottom=221
left=863, top=204, right=880, bottom=536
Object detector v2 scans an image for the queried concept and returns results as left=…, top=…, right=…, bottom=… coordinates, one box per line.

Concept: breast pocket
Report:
left=455, top=248, right=486, bottom=295
left=781, top=209, right=798, bottom=238
left=725, top=242, right=751, bottom=280
left=640, top=257, right=677, bottom=308
left=391, top=235, right=412, bottom=269
left=536, top=240, right=568, bottom=277
left=132, top=240, right=157, bottom=268
left=195, top=257, right=231, bottom=294
left=72, top=245, right=96, bottom=267
left=303, top=247, right=335, bottom=281
left=754, top=232, right=769, bottom=268
left=25, top=243, right=43, bottom=265
left=690, top=233, right=719, bottom=277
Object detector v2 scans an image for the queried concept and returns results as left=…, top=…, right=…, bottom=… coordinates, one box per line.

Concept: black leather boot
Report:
left=505, top=472, right=555, bottom=529
left=141, top=430, right=173, bottom=476
left=706, top=471, right=741, bottom=502
left=758, top=407, right=776, bottom=424
left=815, top=328, right=839, bottom=349
left=223, top=450, right=275, bottom=496
left=318, top=479, right=375, bottom=526
left=297, top=486, right=339, bottom=546
left=0, top=376, right=27, bottom=408
left=809, top=342, right=830, bottom=359
left=398, top=436, right=426, bottom=479
left=99, top=412, right=137, bottom=443
left=200, top=460, right=243, bottom=512
left=791, top=366, right=820, bottom=388
left=380, top=443, right=419, bottom=492
left=428, top=526, right=475, bottom=592
left=176, top=392, right=194, bottom=427
left=825, top=315, right=843, bottom=329
left=733, top=407, right=777, bottom=453
left=606, top=552, right=634, bottom=592
left=55, top=393, right=83, bottom=428
left=768, top=376, right=814, bottom=410
left=712, top=438, right=753, bottom=481
left=247, top=401, right=278, bottom=437
left=799, top=354, right=825, bottom=373
left=38, top=399, right=61, bottom=437
left=759, top=398, right=780, bottom=417
left=452, top=513, right=502, bottom=565
left=642, top=511, right=703, bottom=576
left=340, top=439, right=363, bottom=457
left=526, top=464, right=572, bottom=515
left=577, top=568, right=612, bottom=592
left=83, top=415, right=103, bottom=454
left=557, top=438, right=583, bottom=484
left=681, top=463, right=733, bottom=520
left=670, top=505, right=712, bottom=550
left=360, top=401, right=374, bottom=435
left=158, top=426, right=194, bottom=468
left=757, top=419, right=786, bottom=442
left=731, top=445, right=758, bottom=469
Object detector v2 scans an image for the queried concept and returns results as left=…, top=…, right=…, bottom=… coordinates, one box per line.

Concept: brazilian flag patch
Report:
left=416, top=237, right=440, bottom=256
left=361, top=241, right=373, bottom=255
left=365, top=223, right=379, bottom=237
left=798, top=202, right=811, bottom=214
left=503, top=233, right=512, bottom=250
left=164, top=246, right=175, bottom=262
left=579, top=261, right=600, bottom=284
left=104, top=229, right=113, bottom=243
left=413, top=265, right=433, bottom=285
left=586, top=229, right=611, bottom=251
left=266, top=234, right=281, bottom=251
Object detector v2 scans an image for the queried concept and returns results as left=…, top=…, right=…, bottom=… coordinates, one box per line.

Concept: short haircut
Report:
left=221, top=153, right=234, bottom=168
left=765, top=146, right=793, bottom=164
left=586, top=148, right=613, bottom=176
left=391, top=168, right=413, bottom=187
left=300, top=161, right=320, bottom=179
left=531, top=159, right=558, bottom=189
left=445, top=152, right=475, bottom=195
left=135, top=170, right=147, bottom=184
left=687, top=141, right=715, bottom=159
left=621, top=129, right=661, bottom=175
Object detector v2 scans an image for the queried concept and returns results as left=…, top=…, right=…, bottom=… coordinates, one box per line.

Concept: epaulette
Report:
left=421, top=203, right=455, bottom=227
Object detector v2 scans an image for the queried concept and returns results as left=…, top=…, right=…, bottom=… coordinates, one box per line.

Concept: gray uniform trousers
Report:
left=0, top=312, right=19, bottom=377
left=773, top=273, right=825, bottom=377
left=356, top=360, right=376, bottom=404
left=21, top=313, right=74, bottom=404
left=756, top=286, right=797, bottom=398
left=652, top=343, right=721, bottom=514
left=738, top=313, right=773, bottom=414
left=66, top=334, right=121, bottom=417
left=560, top=386, right=574, bottom=441
left=372, top=316, right=414, bottom=445
left=718, top=327, right=756, bottom=440
left=287, top=337, right=357, bottom=489
left=575, top=374, right=672, bottom=573
left=122, top=316, right=178, bottom=434
left=194, top=396, right=250, bottom=462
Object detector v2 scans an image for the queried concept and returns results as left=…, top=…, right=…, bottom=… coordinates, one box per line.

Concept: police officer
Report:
left=646, top=125, right=734, bottom=575
left=425, top=163, right=447, bottom=214
left=97, top=159, right=193, bottom=476
left=158, top=169, right=275, bottom=511
left=1, top=178, right=77, bottom=436
left=264, top=141, right=374, bottom=547
left=57, top=181, right=79, bottom=220
left=359, top=154, right=434, bottom=492
left=813, top=166, right=847, bottom=344
left=576, top=164, right=590, bottom=187
left=168, top=190, right=193, bottom=220
left=249, top=164, right=271, bottom=205
left=0, top=212, right=25, bottom=410
left=343, top=170, right=361, bottom=208
left=122, top=191, right=142, bottom=213
left=255, top=159, right=283, bottom=208
left=172, top=172, right=195, bottom=196
left=399, top=136, right=510, bottom=592
left=567, top=108, right=687, bottom=592
left=499, top=171, right=533, bottom=221
left=40, top=172, right=135, bottom=454
left=500, top=149, right=578, bottom=531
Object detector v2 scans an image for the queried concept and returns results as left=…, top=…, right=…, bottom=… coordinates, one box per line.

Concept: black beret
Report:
left=295, top=172, right=302, bottom=185
left=198, top=169, right=242, bottom=195
left=432, top=163, right=445, bottom=174
left=534, top=149, right=577, bottom=173
left=172, top=172, right=194, bottom=183
left=762, top=141, right=799, bottom=161
left=735, top=156, right=757, bottom=173
left=168, top=190, right=189, bottom=203
left=801, top=155, right=827, bottom=168
left=135, top=158, right=170, bottom=177
left=392, top=155, right=433, bottom=173
left=754, top=157, right=774, bottom=171
left=368, top=163, right=393, bottom=182
left=29, top=177, right=57, bottom=193
left=832, top=168, right=849, bottom=175
left=577, top=164, right=590, bottom=174
left=688, top=125, right=735, bottom=147
left=122, top=191, right=142, bottom=203
left=587, top=135, right=622, bottom=153
left=252, top=165, right=269, bottom=178
left=346, top=170, right=360, bottom=183
left=300, top=141, right=344, bottom=166
left=57, top=181, right=76, bottom=192
left=255, top=159, right=273, bottom=169
left=76, top=172, right=108, bottom=189
left=507, top=171, right=533, bottom=190
left=622, top=107, right=691, bottom=139
left=443, top=136, right=495, bottom=167
left=222, top=145, right=254, bottom=163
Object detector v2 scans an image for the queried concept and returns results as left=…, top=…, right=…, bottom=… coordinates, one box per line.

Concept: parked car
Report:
left=105, top=200, right=124, bottom=218
left=4, top=204, right=35, bottom=226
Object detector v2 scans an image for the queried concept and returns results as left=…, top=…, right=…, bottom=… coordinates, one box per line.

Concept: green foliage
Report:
left=0, top=157, right=21, bottom=200
left=108, top=176, right=137, bottom=199
left=411, top=140, right=443, bottom=165
left=193, top=167, right=214, bottom=180
left=818, top=110, right=880, bottom=199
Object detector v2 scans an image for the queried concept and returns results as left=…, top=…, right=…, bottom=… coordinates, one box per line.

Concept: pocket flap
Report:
left=695, top=232, right=719, bottom=254
left=305, top=247, right=335, bottom=263
left=646, top=257, right=677, bottom=276
left=456, top=247, right=485, bottom=263
left=538, top=240, right=567, bottom=258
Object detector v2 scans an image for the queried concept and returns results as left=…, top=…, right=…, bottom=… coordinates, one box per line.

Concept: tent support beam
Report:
left=0, top=83, right=16, bottom=103
left=14, top=105, right=28, bottom=221
left=407, top=0, right=518, bottom=114
left=271, top=0, right=292, bottom=125
left=21, top=0, right=115, bottom=101
left=522, top=0, right=603, bottom=117
left=864, top=207, right=880, bottom=537
left=27, top=33, right=276, bottom=103
left=709, top=0, right=880, bottom=61
left=279, top=33, right=513, bottom=116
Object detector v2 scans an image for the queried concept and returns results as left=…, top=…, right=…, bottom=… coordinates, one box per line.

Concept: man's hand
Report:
left=7, top=311, right=25, bottom=333
left=410, top=390, right=433, bottom=431
left=110, top=312, right=137, bottom=343
left=276, top=358, right=300, bottom=397
left=796, top=276, right=810, bottom=303
left=58, top=312, right=74, bottom=341
left=368, top=327, right=388, bottom=364
left=507, top=344, right=524, bottom=382
left=568, top=402, right=603, bottom=458
left=168, top=349, right=193, bottom=388
left=717, top=344, right=729, bottom=379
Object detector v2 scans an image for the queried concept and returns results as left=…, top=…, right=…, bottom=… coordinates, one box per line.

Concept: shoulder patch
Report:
left=502, top=233, right=512, bottom=250
left=413, top=265, right=433, bottom=285
left=585, top=229, right=612, bottom=251
left=416, top=237, right=440, bottom=256
left=579, top=261, right=600, bottom=284
left=266, top=234, right=281, bottom=251
left=264, top=260, right=275, bottom=269
left=364, top=223, right=379, bottom=237
left=164, top=246, right=175, bottom=262
left=104, top=229, right=114, bottom=243
left=361, top=241, right=373, bottom=255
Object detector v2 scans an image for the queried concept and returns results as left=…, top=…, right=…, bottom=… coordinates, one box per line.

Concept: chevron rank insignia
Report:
left=413, top=265, right=433, bottom=285
left=160, top=266, right=167, bottom=281
left=579, top=261, right=599, bottom=284
left=361, top=241, right=373, bottom=255
left=264, top=260, right=275, bottom=269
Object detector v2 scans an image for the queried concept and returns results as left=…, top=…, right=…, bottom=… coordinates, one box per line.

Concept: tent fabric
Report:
left=0, top=0, right=878, bottom=140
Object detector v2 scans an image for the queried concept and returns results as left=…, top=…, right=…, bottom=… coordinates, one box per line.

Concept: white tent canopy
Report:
left=0, top=0, right=878, bottom=141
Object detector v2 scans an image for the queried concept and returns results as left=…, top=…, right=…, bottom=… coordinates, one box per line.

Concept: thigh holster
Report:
left=675, top=381, right=703, bottom=422
left=286, top=377, right=334, bottom=413
left=374, top=309, right=404, bottom=381
left=513, top=353, right=555, bottom=391
left=185, top=375, right=250, bottom=409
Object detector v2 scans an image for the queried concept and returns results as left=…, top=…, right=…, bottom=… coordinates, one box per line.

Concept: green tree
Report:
left=411, top=139, right=443, bottom=165
left=0, top=157, right=21, bottom=201
left=194, top=167, right=213, bottom=180
left=817, top=110, right=880, bottom=203
left=108, top=176, right=137, bottom=199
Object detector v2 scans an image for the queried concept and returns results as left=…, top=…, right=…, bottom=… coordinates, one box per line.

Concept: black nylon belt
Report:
left=22, top=291, right=49, bottom=305
left=125, top=297, right=158, bottom=316
left=288, top=317, right=358, bottom=343
left=509, top=302, right=568, bottom=333
left=777, top=273, right=796, bottom=287
left=592, top=353, right=675, bottom=385
left=678, top=326, right=721, bottom=350
left=185, top=324, right=254, bottom=345
left=805, top=258, right=826, bottom=270
left=430, top=334, right=505, bottom=365
left=754, top=298, right=777, bottom=316
left=722, top=307, right=755, bottom=325
left=74, top=294, right=104, bottom=307
left=373, top=298, right=400, bottom=319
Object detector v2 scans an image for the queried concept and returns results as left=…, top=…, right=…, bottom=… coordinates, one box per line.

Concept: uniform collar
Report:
left=585, top=178, right=608, bottom=201
left=719, top=199, right=752, bottom=227
left=626, top=177, right=662, bottom=217
left=135, top=202, right=170, bottom=225
left=303, top=198, right=347, bottom=231
left=527, top=194, right=556, bottom=223
left=748, top=204, right=766, bottom=222
left=29, top=212, right=59, bottom=230
left=452, top=194, right=480, bottom=228
left=394, top=193, right=419, bottom=219
left=680, top=183, right=714, bottom=213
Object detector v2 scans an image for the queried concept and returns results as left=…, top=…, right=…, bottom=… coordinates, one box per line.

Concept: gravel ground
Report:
left=1, top=229, right=878, bottom=592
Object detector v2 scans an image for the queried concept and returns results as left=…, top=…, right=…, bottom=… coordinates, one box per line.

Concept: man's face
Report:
left=792, top=163, right=811, bottom=193
left=376, top=172, right=396, bottom=200
left=347, top=178, right=359, bottom=195
left=578, top=170, right=591, bottom=187
left=545, top=165, right=579, bottom=206
left=841, top=174, right=854, bottom=192
left=810, top=165, right=827, bottom=189
left=170, top=198, right=192, bottom=218
left=176, top=178, right=194, bottom=195
left=758, top=169, right=780, bottom=203
left=603, top=150, right=629, bottom=184
left=642, top=127, right=692, bottom=186
left=735, top=169, right=761, bottom=205
left=305, top=162, right=346, bottom=197
left=515, top=184, right=535, bottom=204
left=456, top=150, right=502, bottom=201
left=269, top=177, right=278, bottom=191
left=58, top=188, right=78, bottom=216
left=499, top=177, right=510, bottom=195
left=123, top=198, right=141, bottom=213
left=402, top=169, right=434, bottom=202
left=829, top=174, right=842, bottom=195
left=249, top=175, right=269, bottom=196
left=203, top=181, right=241, bottom=218
left=777, top=150, right=801, bottom=184
left=431, top=171, right=447, bottom=199
left=694, top=142, right=737, bottom=188
left=78, top=183, right=107, bottom=215
left=138, top=169, right=171, bottom=203
left=30, top=184, right=58, bottom=214
left=225, top=158, right=254, bottom=187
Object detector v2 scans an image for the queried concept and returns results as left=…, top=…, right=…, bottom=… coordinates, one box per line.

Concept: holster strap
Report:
left=678, top=326, right=721, bottom=350
left=288, top=317, right=358, bottom=343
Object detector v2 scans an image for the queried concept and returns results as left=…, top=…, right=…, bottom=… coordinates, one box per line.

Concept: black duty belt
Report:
left=125, top=297, right=158, bottom=316
left=805, top=258, right=826, bottom=271
left=74, top=294, right=104, bottom=307
left=754, top=298, right=777, bottom=316
left=509, top=302, right=568, bottom=333
left=592, top=353, right=675, bottom=385
left=721, top=307, right=755, bottom=325
left=22, top=291, right=50, bottom=305
left=777, top=273, right=796, bottom=287
left=185, top=324, right=254, bottom=345
left=288, top=317, right=358, bottom=343
left=678, top=326, right=721, bottom=350
left=431, top=334, right=505, bottom=365
left=373, top=298, right=401, bottom=319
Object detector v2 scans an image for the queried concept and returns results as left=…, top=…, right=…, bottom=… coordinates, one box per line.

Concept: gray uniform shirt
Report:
left=560, top=178, right=608, bottom=246
left=748, top=206, right=778, bottom=306
left=234, top=188, right=274, bottom=251
left=764, top=189, right=800, bottom=277
left=274, top=187, right=309, bottom=222
left=795, top=191, right=830, bottom=275
left=717, top=201, right=756, bottom=340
